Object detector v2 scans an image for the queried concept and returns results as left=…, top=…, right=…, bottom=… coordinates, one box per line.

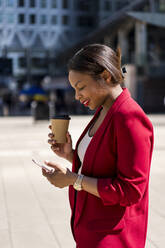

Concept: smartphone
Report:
left=32, top=159, right=54, bottom=174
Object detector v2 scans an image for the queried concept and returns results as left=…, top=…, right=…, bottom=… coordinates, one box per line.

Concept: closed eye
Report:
left=78, top=86, right=85, bottom=91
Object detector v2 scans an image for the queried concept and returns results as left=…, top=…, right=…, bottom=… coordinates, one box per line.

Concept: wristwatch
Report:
left=73, top=174, right=84, bottom=191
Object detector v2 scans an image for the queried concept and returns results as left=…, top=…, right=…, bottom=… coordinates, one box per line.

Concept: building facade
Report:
left=56, top=0, right=165, bottom=113
left=0, top=0, right=148, bottom=81
left=0, top=0, right=98, bottom=81
left=1, top=0, right=165, bottom=113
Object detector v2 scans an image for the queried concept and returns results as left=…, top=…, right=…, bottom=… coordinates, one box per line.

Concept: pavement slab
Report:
left=0, top=115, right=164, bottom=248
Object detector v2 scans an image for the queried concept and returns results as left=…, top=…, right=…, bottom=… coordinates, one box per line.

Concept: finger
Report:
left=66, top=132, right=72, bottom=144
left=42, top=168, right=54, bottom=177
left=44, top=160, right=61, bottom=171
left=51, top=145, right=60, bottom=151
left=42, top=168, right=49, bottom=177
left=48, top=133, right=54, bottom=138
left=48, top=139, right=53, bottom=144
left=48, top=139, right=57, bottom=145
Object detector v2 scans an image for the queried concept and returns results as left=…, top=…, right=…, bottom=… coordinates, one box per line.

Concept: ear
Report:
left=101, top=70, right=111, bottom=83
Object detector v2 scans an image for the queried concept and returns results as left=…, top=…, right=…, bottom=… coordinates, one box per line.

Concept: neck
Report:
left=102, top=85, right=123, bottom=114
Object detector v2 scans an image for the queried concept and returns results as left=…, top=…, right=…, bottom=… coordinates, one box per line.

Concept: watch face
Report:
left=73, top=174, right=84, bottom=191
left=74, top=183, right=82, bottom=191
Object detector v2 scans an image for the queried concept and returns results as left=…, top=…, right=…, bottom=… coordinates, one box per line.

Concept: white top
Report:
left=77, top=129, right=93, bottom=174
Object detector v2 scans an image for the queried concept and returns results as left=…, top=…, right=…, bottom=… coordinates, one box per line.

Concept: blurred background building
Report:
left=0, top=0, right=98, bottom=81
left=0, top=0, right=165, bottom=117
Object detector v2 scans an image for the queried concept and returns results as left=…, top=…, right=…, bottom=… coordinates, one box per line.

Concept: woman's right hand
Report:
left=48, top=125, right=74, bottom=162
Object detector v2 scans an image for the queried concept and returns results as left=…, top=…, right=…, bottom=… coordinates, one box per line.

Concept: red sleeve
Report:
left=97, top=112, right=153, bottom=206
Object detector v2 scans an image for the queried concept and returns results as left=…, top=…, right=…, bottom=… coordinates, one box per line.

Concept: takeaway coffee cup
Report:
left=50, top=115, right=71, bottom=143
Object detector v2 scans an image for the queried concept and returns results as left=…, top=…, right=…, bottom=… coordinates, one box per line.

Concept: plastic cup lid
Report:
left=51, top=115, right=71, bottom=120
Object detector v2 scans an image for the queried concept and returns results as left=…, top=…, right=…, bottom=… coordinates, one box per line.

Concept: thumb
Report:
left=66, top=132, right=72, bottom=144
left=44, top=160, right=61, bottom=171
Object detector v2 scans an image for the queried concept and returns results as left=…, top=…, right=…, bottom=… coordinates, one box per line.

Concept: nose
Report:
left=75, top=90, right=81, bottom=101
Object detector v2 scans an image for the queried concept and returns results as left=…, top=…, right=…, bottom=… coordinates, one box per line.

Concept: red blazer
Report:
left=69, top=88, right=154, bottom=248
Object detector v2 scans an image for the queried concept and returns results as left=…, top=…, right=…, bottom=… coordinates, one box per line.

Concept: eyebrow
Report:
left=75, top=80, right=81, bottom=88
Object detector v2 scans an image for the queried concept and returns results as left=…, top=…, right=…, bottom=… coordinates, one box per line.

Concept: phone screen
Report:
left=32, top=159, right=54, bottom=173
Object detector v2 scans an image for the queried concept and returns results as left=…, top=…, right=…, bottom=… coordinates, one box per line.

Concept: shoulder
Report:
left=113, top=97, right=153, bottom=132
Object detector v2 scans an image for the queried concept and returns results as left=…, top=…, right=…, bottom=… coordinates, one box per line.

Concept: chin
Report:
left=88, top=104, right=94, bottom=110
left=90, top=104, right=99, bottom=111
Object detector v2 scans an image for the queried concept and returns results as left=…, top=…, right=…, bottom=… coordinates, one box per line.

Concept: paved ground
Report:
left=0, top=114, right=165, bottom=248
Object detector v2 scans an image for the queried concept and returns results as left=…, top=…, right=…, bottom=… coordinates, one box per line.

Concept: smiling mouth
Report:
left=82, top=100, right=90, bottom=107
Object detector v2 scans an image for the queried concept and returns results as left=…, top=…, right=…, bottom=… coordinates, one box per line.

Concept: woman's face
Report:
left=68, top=70, right=110, bottom=110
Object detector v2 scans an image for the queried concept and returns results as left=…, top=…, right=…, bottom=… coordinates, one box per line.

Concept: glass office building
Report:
left=0, top=0, right=98, bottom=78
left=0, top=0, right=164, bottom=80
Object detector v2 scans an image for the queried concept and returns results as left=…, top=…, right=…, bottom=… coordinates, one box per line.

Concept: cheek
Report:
left=91, top=87, right=105, bottom=97
left=88, top=85, right=100, bottom=94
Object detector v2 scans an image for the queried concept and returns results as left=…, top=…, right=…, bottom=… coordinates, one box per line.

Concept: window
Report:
left=40, top=0, right=46, bottom=8
left=104, top=1, right=111, bottom=11
left=7, top=13, right=14, bottom=23
left=143, top=4, right=150, bottom=11
left=116, top=1, right=127, bottom=10
left=51, top=0, right=57, bottom=8
left=18, top=0, right=24, bottom=7
left=40, top=15, right=46, bottom=24
left=62, top=15, right=69, bottom=25
left=19, top=57, right=27, bottom=68
left=29, top=14, right=36, bottom=24
left=0, top=13, right=3, bottom=23
left=7, top=0, right=14, bottom=7
left=159, top=0, right=165, bottom=12
left=76, top=0, right=91, bottom=11
left=77, top=16, right=94, bottom=27
left=51, top=15, right=57, bottom=24
left=31, top=58, right=47, bottom=69
left=62, top=0, right=68, bottom=9
left=18, top=14, right=25, bottom=24
left=30, top=0, right=35, bottom=8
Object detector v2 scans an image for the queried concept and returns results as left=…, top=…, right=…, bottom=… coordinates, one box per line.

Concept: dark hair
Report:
left=67, top=44, right=124, bottom=84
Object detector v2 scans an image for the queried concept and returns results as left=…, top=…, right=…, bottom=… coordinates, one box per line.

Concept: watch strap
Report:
left=73, top=174, right=84, bottom=191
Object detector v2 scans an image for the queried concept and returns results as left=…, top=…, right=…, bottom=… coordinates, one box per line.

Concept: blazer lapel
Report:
left=72, top=107, right=102, bottom=228
left=73, top=88, right=131, bottom=227
left=72, top=106, right=102, bottom=173
left=82, top=88, right=131, bottom=176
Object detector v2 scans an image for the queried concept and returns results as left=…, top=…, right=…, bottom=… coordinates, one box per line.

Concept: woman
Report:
left=43, top=44, right=154, bottom=248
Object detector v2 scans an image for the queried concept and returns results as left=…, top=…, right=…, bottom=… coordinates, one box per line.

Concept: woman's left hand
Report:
left=42, top=161, right=77, bottom=188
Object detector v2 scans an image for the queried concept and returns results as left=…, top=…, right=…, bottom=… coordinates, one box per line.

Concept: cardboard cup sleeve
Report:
left=51, top=118, right=70, bottom=143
